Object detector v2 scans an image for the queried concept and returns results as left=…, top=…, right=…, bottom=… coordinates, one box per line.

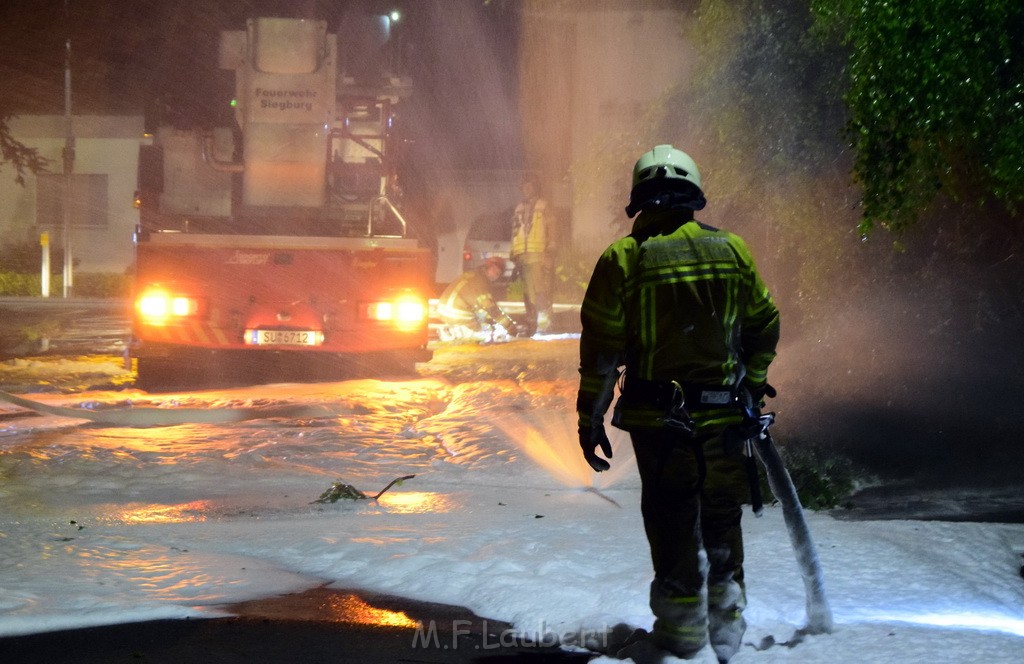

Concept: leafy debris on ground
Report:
left=311, top=475, right=416, bottom=504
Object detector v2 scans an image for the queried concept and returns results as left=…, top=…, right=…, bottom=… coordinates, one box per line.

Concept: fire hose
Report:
left=747, top=410, right=834, bottom=634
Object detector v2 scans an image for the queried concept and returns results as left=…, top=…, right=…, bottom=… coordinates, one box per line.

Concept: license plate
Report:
left=246, top=330, right=321, bottom=346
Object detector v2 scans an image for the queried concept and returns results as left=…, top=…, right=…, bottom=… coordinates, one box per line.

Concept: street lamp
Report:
left=62, top=0, right=75, bottom=298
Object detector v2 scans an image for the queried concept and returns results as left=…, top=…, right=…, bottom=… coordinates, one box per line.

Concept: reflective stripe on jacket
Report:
left=577, top=211, right=779, bottom=430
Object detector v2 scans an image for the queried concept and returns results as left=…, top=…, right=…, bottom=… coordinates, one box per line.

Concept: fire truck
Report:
left=130, top=17, right=433, bottom=384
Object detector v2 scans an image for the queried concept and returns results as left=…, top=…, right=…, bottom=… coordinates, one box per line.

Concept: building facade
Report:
left=1, top=115, right=146, bottom=275
left=519, top=0, right=694, bottom=255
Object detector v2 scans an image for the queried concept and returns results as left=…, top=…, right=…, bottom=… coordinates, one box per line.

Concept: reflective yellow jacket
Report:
left=436, top=269, right=512, bottom=329
left=577, top=210, right=780, bottom=431
left=511, top=198, right=552, bottom=258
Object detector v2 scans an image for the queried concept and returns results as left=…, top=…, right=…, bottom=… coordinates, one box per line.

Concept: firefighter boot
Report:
left=648, top=578, right=709, bottom=659
left=536, top=310, right=552, bottom=334
left=707, top=575, right=746, bottom=663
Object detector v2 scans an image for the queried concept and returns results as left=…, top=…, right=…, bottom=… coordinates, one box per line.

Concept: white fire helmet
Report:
left=631, top=144, right=703, bottom=192
left=626, top=144, right=707, bottom=217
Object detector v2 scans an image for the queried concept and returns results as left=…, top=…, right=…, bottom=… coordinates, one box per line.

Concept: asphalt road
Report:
left=0, top=587, right=595, bottom=664
left=0, top=301, right=597, bottom=662
left=0, top=297, right=130, bottom=359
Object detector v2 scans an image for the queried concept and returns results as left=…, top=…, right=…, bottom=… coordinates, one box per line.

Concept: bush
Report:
left=553, top=249, right=593, bottom=304
left=759, top=440, right=859, bottom=511
left=0, top=272, right=42, bottom=296
left=0, top=270, right=131, bottom=298
left=73, top=273, right=132, bottom=298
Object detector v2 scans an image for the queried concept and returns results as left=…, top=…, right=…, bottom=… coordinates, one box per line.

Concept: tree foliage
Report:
left=0, top=110, right=50, bottom=185
left=677, top=0, right=856, bottom=321
left=812, top=0, right=1024, bottom=235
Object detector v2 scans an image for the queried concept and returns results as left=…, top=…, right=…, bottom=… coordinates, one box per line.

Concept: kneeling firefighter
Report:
left=576, top=145, right=780, bottom=663
left=436, top=257, right=520, bottom=340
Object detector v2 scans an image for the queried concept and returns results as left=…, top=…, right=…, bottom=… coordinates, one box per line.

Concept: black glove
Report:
left=726, top=382, right=776, bottom=457
left=722, top=415, right=764, bottom=457
left=745, top=381, right=776, bottom=408
left=579, top=424, right=613, bottom=472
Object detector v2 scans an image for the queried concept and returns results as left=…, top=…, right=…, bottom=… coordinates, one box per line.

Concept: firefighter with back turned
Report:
left=576, top=145, right=780, bottom=663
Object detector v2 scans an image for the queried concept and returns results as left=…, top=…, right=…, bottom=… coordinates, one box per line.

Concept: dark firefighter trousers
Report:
left=631, top=425, right=749, bottom=660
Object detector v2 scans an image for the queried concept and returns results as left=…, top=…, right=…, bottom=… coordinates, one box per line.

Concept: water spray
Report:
left=494, top=409, right=635, bottom=505
left=584, top=486, right=622, bottom=508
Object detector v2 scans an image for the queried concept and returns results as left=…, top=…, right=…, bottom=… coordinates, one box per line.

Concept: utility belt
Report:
left=611, top=376, right=737, bottom=433
left=613, top=375, right=766, bottom=512
left=619, top=376, right=737, bottom=410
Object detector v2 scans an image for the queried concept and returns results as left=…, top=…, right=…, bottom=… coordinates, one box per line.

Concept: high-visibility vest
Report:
left=511, top=198, right=550, bottom=256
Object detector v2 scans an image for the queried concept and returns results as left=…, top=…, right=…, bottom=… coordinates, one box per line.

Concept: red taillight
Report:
left=136, top=288, right=202, bottom=325
left=360, top=292, right=428, bottom=331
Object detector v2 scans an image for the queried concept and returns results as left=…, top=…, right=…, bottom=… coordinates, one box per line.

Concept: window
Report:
left=36, top=173, right=109, bottom=229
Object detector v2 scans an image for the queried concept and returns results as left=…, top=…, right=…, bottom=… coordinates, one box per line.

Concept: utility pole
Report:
left=62, top=0, right=75, bottom=298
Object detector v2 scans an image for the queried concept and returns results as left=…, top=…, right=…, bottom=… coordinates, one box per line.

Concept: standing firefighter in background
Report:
left=576, top=145, right=780, bottom=663
left=510, top=175, right=556, bottom=334
left=436, top=257, right=519, bottom=342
